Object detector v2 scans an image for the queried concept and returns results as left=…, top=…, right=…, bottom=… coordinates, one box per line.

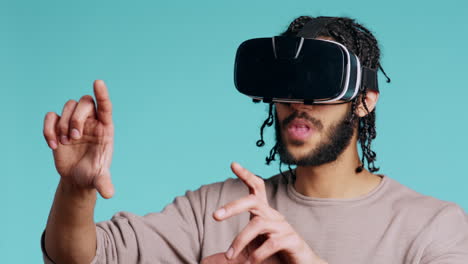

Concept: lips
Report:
left=286, top=119, right=314, bottom=141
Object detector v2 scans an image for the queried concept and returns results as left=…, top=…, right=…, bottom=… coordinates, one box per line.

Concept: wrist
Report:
left=58, top=179, right=97, bottom=206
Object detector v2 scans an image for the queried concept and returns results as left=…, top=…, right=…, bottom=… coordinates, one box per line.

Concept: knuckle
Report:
left=45, top=112, right=55, bottom=120
left=251, top=216, right=263, bottom=226
left=80, top=94, right=94, bottom=102
left=70, top=116, right=83, bottom=128
left=62, top=100, right=78, bottom=114
left=65, top=99, right=77, bottom=107
left=252, top=181, right=261, bottom=191
left=250, top=252, right=263, bottom=264
left=258, top=180, right=266, bottom=189
left=266, top=238, right=280, bottom=251
left=258, top=181, right=266, bottom=190
left=58, top=121, right=68, bottom=134
left=43, top=129, right=51, bottom=139
left=253, top=178, right=265, bottom=190
left=102, top=105, right=112, bottom=113
left=231, top=237, right=243, bottom=250
left=43, top=113, right=57, bottom=136
left=43, top=124, right=53, bottom=136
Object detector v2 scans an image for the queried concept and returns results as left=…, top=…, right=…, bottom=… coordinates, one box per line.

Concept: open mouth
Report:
left=286, top=119, right=313, bottom=141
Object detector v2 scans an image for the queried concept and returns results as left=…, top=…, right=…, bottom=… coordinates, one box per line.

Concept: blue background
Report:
left=2, top=0, right=467, bottom=262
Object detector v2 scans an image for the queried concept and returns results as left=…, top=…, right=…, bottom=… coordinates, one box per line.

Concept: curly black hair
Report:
left=256, top=15, right=391, bottom=174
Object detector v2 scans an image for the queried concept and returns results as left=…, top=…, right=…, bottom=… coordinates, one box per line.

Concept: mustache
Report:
left=282, top=111, right=324, bottom=131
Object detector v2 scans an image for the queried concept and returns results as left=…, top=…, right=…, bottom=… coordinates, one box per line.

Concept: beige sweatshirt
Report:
left=42, top=172, right=468, bottom=264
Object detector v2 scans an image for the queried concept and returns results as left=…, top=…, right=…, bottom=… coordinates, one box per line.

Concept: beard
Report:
left=274, top=107, right=358, bottom=167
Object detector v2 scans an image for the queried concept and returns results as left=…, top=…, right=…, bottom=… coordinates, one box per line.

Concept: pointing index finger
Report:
left=231, top=162, right=268, bottom=203
left=93, top=80, right=113, bottom=125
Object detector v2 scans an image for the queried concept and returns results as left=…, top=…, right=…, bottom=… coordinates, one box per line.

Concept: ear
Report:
left=355, top=90, right=379, bottom=117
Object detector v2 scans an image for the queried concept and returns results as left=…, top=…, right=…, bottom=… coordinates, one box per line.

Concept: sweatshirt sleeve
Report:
left=420, top=202, right=468, bottom=264
left=41, top=184, right=212, bottom=264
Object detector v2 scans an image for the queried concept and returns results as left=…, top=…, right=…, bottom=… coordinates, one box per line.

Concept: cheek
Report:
left=274, top=104, right=291, bottom=121
left=315, top=104, right=351, bottom=124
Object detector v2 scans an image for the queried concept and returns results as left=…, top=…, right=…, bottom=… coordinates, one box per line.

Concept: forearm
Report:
left=45, top=179, right=98, bottom=264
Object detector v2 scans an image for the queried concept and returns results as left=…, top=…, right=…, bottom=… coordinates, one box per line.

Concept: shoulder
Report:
left=384, top=176, right=467, bottom=229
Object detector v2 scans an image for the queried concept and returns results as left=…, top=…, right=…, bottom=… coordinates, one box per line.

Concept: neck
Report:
left=293, top=141, right=382, bottom=199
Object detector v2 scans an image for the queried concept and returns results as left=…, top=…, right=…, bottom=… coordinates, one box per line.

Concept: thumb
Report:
left=94, top=170, right=115, bottom=199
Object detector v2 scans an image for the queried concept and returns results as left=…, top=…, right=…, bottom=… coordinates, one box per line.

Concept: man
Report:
left=41, top=16, right=468, bottom=264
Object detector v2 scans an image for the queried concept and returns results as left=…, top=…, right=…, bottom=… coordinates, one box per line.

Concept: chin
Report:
left=285, top=143, right=315, bottom=159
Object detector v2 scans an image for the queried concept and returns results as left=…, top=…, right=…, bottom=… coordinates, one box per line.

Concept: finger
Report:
left=227, top=216, right=279, bottom=260
left=201, top=252, right=246, bottom=264
left=69, top=95, right=97, bottom=140
left=251, top=233, right=321, bottom=263
left=93, top=80, right=113, bottom=126
left=231, top=162, right=268, bottom=203
left=248, top=235, right=291, bottom=264
left=43, top=112, right=60, bottom=150
left=249, top=235, right=294, bottom=264
left=213, top=194, right=271, bottom=221
left=94, top=169, right=114, bottom=199
left=57, top=100, right=78, bottom=145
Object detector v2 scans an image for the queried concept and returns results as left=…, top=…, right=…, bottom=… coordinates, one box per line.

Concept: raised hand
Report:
left=43, top=80, right=115, bottom=198
left=201, top=162, right=327, bottom=264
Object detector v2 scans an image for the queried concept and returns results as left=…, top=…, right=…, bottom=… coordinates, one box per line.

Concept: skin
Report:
left=200, top=162, right=327, bottom=264
left=43, top=58, right=380, bottom=263
left=201, top=92, right=381, bottom=264
left=43, top=80, right=113, bottom=264
left=275, top=95, right=382, bottom=199
left=201, top=36, right=382, bottom=263
left=277, top=35, right=384, bottom=199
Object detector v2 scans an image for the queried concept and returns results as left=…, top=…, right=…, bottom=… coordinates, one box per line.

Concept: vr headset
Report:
left=233, top=17, right=379, bottom=105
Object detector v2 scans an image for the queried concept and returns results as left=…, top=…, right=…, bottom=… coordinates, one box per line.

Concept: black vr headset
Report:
left=234, top=17, right=379, bottom=105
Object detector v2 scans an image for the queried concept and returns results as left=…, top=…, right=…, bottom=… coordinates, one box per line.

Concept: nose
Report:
left=288, top=102, right=312, bottom=112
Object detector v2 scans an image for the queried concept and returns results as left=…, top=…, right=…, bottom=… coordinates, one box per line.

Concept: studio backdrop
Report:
left=1, top=0, right=467, bottom=262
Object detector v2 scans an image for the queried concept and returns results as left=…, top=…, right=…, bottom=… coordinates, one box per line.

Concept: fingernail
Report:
left=225, top=247, right=234, bottom=259
left=71, top=128, right=80, bottom=139
left=49, top=140, right=57, bottom=149
left=60, top=135, right=69, bottom=145
left=215, top=208, right=226, bottom=218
